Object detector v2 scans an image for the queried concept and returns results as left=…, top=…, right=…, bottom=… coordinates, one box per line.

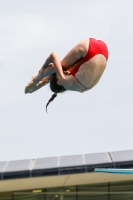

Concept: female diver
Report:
left=25, top=38, right=109, bottom=111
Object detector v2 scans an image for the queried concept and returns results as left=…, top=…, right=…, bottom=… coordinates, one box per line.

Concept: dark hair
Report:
left=46, top=74, right=66, bottom=112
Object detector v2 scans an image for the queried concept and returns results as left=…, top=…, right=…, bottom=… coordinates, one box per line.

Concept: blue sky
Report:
left=0, top=0, right=133, bottom=161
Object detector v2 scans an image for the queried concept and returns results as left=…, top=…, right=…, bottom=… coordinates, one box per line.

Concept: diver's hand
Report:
left=64, top=70, right=70, bottom=75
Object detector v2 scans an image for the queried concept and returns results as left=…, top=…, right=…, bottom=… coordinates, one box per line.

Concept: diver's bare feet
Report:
left=25, top=76, right=38, bottom=94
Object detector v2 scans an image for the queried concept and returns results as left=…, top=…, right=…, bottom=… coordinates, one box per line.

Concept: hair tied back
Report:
left=46, top=93, right=57, bottom=113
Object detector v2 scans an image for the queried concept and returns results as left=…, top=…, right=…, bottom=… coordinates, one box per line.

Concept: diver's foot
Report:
left=25, top=76, right=38, bottom=94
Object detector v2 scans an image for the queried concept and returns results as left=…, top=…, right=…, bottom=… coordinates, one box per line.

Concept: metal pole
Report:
left=108, top=183, right=110, bottom=200
left=76, top=186, right=78, bottom=200
left=60, top=189, right=63, bottom=200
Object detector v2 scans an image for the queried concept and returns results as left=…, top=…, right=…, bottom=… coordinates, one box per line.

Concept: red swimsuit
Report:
left=70, top=38, right=108, bottom=76
left=63, top=38, right=109, bottom=92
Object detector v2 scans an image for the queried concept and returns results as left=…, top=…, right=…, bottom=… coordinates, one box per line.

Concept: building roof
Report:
left=1, top=150, right=133, bottom=192
left=0, top=149, right=133, bottom=180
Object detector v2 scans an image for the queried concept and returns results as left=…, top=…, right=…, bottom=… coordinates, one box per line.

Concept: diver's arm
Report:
left=50, top=52, right=65, bottom=83
left=25, top=62, right=55, bottom=94
left=25, top=52, right=65, bottom=94
left=35, top=52, right=65, bottom=85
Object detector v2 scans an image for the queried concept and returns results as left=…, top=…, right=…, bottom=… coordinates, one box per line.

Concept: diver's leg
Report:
left=61, top=38, right=89, bottom=70
left=25, top=62, right=56, bottom=94
left=25, top=76, right=52, bottom=94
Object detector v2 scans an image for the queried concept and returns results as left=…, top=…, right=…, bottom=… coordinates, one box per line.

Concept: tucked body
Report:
left=25, top=38, right=109, bottom=110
